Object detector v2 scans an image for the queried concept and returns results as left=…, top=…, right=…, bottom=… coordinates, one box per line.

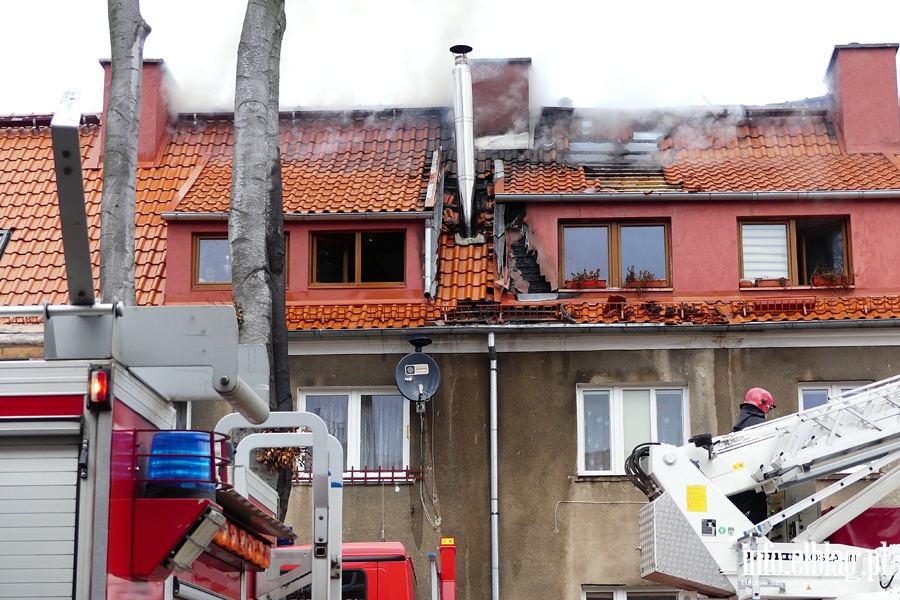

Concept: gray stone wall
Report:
left=187, top=335, right=900, bottom=600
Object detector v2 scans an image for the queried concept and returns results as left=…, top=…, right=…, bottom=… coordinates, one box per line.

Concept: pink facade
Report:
left=522, top=196, right=900, bottom=296
left=165, top=219, right=428, bottom=304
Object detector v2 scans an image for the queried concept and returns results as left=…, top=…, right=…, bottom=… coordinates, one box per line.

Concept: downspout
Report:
left=424, top=148, right=443, bottom=299
left=451, top=45, right=475, bottom=239
left=488, top=332, right=500, bottom=600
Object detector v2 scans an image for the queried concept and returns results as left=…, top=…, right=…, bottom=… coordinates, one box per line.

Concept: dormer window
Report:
left=194, top=235, right=231, bottom=285
left=311, top=231, right=405, bottom=286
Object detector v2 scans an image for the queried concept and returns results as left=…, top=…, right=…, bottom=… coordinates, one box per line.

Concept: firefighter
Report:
left=729, top=387, right=776, bottom=523
left=732, top=387, right=776, bottom=432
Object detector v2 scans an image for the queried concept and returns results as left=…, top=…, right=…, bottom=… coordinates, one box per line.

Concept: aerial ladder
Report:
left=627, top=374, right=900, bottom=600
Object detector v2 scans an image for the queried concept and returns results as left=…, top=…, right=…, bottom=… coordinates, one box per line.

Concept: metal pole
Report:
left=488, top=332, right=500, bottom=600
left=0, top=303, right=121, bottom=319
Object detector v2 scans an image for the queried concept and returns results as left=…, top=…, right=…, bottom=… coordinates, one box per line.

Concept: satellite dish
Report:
left=395, top=352, right=441, bottom=403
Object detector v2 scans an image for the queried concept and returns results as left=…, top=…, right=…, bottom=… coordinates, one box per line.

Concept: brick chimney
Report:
left=471, top=58, right=531, bottom=138
left=825, top=43, right=900, bottom=154
left=100, top=58, right=170, bottom=164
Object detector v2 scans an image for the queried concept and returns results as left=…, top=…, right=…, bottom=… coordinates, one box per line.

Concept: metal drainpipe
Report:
left=424, top=222, right=433, bottom=297
left=488, top=332, right=500, bottom=600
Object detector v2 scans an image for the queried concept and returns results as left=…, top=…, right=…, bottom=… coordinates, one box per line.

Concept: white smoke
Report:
left=2, top=0, right=900, bottom=115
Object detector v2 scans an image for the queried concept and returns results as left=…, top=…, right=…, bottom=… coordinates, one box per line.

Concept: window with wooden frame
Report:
left=560, top=222, right=670, bottom=287
left=311, top=231, right=405, bottom=286
left=194, top=235, right=231, bottom=286
left=739, top=218, right=850, bottom=286
left=193, top=233, right=289, bottom=287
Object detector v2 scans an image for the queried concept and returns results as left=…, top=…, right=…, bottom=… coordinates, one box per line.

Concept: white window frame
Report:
left=798, top=381, right=872, bottom=477
left=576, top=385, right=689, bottom=476
left=798, top=382, right=871, bottom=410
left=297, top=387, right=411, bottom=477
left=582, top=585, right=696, bottom=600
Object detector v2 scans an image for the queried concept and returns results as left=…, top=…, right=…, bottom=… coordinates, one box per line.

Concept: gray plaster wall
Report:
left=190, top=340, right=900, bottom=600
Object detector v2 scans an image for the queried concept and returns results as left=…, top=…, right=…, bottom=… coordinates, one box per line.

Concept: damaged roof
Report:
left=3, top=90, right=900, bottom=330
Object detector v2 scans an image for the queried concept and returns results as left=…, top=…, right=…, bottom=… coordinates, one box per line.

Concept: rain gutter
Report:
left=287, top=318, right=900, bottom=340
left=161, top=211, right=432, bottom=221
left=494, top=190, right=900, bottom=203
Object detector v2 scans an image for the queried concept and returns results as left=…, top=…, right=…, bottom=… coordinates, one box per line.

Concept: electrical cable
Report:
left=418, top=409, right=441, bottom=529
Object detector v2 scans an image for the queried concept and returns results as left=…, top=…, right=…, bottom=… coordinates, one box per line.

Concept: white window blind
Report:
left=741, top=223, right=788, bottom=279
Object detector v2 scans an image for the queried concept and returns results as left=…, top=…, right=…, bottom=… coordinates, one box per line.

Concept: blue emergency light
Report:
left=145, top=431, right=216, bottom=499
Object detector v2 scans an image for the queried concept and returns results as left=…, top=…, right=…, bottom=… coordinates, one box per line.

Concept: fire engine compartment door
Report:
left=0, top=431, right=82, bottom=599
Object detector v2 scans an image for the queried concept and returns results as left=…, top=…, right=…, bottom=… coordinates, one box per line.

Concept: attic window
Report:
left=0, top=229, right=12, bottom=259
left=194, top=235, right=231, bottom=285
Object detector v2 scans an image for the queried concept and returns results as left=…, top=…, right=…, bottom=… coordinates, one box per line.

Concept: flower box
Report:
left=753, top=277, right=788, bottom=288
left=566, top=279, right=607, bottom=289
left=811, top=274, right=853, bottom=289
left=625, top=280, right=667, bottom=288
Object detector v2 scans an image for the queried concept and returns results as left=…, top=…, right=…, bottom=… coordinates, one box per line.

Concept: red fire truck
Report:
left=0, top=97, right=456, bottom=600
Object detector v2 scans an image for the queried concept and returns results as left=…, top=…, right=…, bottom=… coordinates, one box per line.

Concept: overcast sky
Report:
left=3, top=0, right=900, bottom=115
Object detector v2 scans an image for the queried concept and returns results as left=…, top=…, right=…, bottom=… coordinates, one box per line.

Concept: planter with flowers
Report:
left=810, top=268, right=854, bottom=290
left=624, top=266, right=665, bottom=297
left=566, top=268, right=606, bottom=289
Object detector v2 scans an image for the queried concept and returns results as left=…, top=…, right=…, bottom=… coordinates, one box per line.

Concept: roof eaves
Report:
left=495, top=189, right=900, bottom=203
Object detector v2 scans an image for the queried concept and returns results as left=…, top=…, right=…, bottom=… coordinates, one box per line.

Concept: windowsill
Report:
left=563, top=286, right=673, bottom=293
left=293, top=468, right=423, bottom=485
left=574, top=474, right=634, bottom=482
left=309, top=283, right=407, bottom=289
left=193, top=283, right=232, bottom=290
left=739, top=282, right=856, bottom=292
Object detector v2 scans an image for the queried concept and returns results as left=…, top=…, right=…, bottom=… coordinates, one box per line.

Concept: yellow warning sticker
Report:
left=686, top=485, right=707, bottom=512
left=732, top=461, right=745, bottom=470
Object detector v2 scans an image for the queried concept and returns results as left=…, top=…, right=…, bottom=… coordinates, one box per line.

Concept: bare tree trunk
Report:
left=232, top=0, right=291, bottom=520
left=102, top=0, right=149, bottom=305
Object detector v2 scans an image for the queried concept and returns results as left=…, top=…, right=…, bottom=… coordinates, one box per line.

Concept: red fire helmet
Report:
left=743, top=387, right=776, bottom=413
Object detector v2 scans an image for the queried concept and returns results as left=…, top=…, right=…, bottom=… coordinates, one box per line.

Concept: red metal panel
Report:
left=131, top=497, right=218, bottom=580
left=439, top=538, right=456, bottom=600
left=826, top=507, right=900, bottom=548
left=107, top=400, right=158, bottom=579
left=0, top=394, right=83, bottom=417
left=177, top=553, right=243, bottom=600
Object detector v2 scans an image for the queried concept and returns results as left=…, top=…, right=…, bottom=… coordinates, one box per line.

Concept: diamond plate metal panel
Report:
left=639, top=492, right=735, bottom=597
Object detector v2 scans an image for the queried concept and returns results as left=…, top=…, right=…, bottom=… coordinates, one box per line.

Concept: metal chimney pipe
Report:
left=450, top=45, right=475, bottom=239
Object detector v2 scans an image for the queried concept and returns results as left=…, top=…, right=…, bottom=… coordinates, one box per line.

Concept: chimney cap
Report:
left=450, top=44, right=473, bottom=55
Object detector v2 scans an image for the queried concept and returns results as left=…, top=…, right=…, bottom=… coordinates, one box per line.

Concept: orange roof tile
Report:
left=285, top=303, right=440, bottom=330
left=501, top=112, right=900, bottom=195
left=6, top=103, right=900, bottom=333
left=430, top=296, right=900, bottom=327
left=0, top=109, right=447, bottom=314
left=663, top=153, right=900, bottom=192
left=0, top=121, right=103, bottom=307
left=172, top=112, right=446, bottom=214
